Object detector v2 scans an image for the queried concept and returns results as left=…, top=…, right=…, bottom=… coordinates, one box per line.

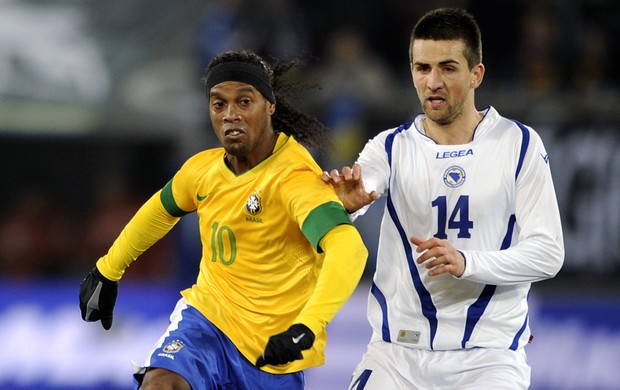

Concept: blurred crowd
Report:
left=198, top=0, right=620, bottom=163
left=0, top=179, right=174, bottom=280
left=1, top=0, right=619, bottom=281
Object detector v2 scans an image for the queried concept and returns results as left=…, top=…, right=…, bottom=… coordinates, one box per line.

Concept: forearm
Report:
left=460, top=134, right=564, bottom=285
left=295, top=224, right=368, bottom=336
left=460, top=231, right=564, bottom=285
left=96, top=191, right=180, bottom=281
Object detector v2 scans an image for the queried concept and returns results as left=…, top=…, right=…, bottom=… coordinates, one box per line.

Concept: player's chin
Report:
left=223, top=143, right=248, bottom=156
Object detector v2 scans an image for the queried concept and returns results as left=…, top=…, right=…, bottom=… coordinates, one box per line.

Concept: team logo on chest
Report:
left=245, top=190, right=263, bottom=216
left=443, top=165, right=466, bottom=188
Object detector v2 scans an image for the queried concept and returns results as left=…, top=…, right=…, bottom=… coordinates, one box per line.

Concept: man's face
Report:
left=410, top=39, right=479, bottom=126
left=208, top=81, right=275, bottom=158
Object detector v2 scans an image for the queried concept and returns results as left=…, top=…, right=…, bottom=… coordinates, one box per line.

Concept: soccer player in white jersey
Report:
left=323, top=7, right=564, bottom=390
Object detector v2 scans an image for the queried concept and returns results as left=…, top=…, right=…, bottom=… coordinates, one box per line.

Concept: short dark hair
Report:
left=410, top=7, right=482, bottom=69
left=203, top=49, right=329, bottom=150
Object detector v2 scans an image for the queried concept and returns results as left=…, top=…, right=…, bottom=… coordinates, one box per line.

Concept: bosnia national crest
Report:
left=245, top=191, right=262, bottom=216
left=443, top=166, right=466, bottom=188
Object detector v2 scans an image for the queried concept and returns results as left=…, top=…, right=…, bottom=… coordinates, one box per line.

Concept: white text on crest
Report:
left=436, top=149, right=474, bottom=159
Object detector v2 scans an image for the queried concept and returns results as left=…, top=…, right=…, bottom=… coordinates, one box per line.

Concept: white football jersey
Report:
left=354, top=106, right=564, bottom=351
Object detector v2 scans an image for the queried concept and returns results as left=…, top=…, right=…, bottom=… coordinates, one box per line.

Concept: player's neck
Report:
left=224, top=132, right=278, bottom=174
left=423, top=111, right=483, bottom=145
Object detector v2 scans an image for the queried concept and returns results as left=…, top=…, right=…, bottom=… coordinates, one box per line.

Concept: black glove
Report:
left=79, top=266, right=118, bottom=330
left=256, top=323, right=315, bottom=367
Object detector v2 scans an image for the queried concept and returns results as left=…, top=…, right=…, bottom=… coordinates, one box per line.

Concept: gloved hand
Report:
left=79, top=266, right=118, bottom=330
left=256, top=323, right=315, bottom=367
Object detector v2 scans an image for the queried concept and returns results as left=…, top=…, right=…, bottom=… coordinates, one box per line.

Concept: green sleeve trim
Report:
left=160, top=179, right=190, bottom=217
left=302, top=201, right=352, bottom=252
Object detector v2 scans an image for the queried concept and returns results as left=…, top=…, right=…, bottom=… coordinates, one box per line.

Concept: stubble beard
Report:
left=223, top=141, right=249, bottom=158
left=423, top=98, right=465, bottom=126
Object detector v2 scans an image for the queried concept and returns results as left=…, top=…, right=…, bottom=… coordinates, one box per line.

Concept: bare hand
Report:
left=322, top=163, right=379, bottom=213
left=411, top=236, right=465, bottom=277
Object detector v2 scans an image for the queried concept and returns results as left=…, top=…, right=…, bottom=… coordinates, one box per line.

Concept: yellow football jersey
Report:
left=160, top=133, right=352, bottom=373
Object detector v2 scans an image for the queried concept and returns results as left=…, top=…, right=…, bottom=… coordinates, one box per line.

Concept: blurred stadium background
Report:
left=1, top=0, right=619, bottom=389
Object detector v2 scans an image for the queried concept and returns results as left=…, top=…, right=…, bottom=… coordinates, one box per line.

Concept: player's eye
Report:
left=415, top=64, right=431, bottom=73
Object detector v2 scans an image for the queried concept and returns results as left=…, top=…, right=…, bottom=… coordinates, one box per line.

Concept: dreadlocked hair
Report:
left=270, top=58, right=329, bottom=150
left=204, top=49, right=330, bottom=150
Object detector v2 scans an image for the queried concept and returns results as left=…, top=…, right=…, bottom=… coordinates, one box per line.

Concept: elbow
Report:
left=357, top=238, right=369, bottom=264
left=350, top=237, right=369, bottom=280
left=349, top=233, right=369, bottom=284
left=545, top=240, right=565, bottom=279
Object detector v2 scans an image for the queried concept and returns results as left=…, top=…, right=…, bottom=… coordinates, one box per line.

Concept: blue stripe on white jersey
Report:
left=384, top=122, right=410, bottom=167
left=462, top=284, right=496, bottom=348
left=513, top=120, right=531, bottom=180
left=372, top=122, right=426, bottom=344
left=461, top=121, right=531, bottom=349
left=369, top=123, right=413, bottom=344
left=507, top=120, right=532, bottom=350
left=384, top=124, right=439, bottom=349
left=511, top=298, right=530, bottom=350
left=370, top=282, right=390, bottom=342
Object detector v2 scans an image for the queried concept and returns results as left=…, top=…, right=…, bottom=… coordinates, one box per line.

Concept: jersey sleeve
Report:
left=279, top=166, right=367, bottom=335
left=351, top=129, right=393, bottom=219
left=281, top=168, right=352, bottom=250
left=160, top=179, right=193, bottom=217
left=459, top=127, right=565, bottom=285
left=160, top=154, right=206, bottom=215
left=302, top=202, right=352, bottom=252
left=96, top=190, right=180, bottom=281
left=97, top=151, right=209, bottom=280
left=294, top=223, right=368, bottom=336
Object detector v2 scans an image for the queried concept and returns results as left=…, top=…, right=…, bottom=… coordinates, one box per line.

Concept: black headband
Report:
left=205, top=62, right=275, bottom=103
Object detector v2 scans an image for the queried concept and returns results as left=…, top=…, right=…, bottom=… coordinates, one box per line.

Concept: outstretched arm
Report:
left=79, top=191, right=180, bottom=329
left=321, top=163, right=379, bottom=213
left=96, top=191, right=180, bottom=281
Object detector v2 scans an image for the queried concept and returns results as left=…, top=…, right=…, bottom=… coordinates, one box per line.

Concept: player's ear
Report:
left=471, top=63, right=485, bottom=89
left=267, top=100, right=276, bottom=115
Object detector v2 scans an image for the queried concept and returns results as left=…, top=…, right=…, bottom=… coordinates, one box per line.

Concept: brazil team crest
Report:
left=245, top=191, right=262, bottom=215
left=443, top=166, right=466, bottom=188
left=162, top=340, right=184, bottom=354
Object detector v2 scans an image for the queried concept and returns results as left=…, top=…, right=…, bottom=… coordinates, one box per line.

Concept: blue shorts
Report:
left=133, top=298, right=304, bottom=390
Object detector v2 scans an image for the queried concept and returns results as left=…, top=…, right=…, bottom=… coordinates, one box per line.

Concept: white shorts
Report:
left=348, top=341, right=531, bottom=390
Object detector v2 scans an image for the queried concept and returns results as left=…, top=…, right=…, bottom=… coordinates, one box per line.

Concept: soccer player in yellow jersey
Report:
left=79, top=49, right=368, bottom=390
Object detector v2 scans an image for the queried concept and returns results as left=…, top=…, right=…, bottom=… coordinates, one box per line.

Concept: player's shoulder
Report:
left=370, top=120, right=418, bottom=145
left=177, top=147, right=224, bottom=176
left=273, top=135, right=322, bottom=172
left=482, top=106, right=542, bottom=141
left=186, top=148, right=224, bottom=164
left=190, top=147, right=224, bottom=159
left=482, top=108, right=550, bottom=164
